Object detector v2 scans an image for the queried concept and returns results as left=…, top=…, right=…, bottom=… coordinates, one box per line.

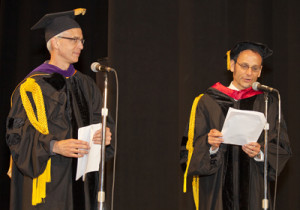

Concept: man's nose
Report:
left=78, top=41, right=84, bottom=49
left=246, top=67, right=253, bottom=75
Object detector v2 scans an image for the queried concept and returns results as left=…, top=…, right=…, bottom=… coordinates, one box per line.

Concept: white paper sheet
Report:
left=221, top=107, right=266, bottom=146
left=76, top=123, right=102, bottom=181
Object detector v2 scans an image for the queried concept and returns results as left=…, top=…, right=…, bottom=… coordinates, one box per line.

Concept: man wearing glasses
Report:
left=6, top=8, right=114, bottom=210
left=181, top=41, right=291, bottom=210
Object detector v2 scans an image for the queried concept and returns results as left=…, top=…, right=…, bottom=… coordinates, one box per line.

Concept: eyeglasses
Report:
left=236, top=62, right=262, bottom=72
left=57, top=36, right=85, bottom=45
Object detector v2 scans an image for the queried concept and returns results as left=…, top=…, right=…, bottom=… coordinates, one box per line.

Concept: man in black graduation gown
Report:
left=6, top=8, right=114, bottom=210
left=180, top=41, right=291, bottom=210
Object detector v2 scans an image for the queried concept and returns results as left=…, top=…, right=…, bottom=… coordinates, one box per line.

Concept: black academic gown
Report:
left=6, top=70, right=114, bottom=210
left=180, top=84, right=291, bottom=210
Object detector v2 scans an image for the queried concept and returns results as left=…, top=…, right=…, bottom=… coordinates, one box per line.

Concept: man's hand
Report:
left=208, top=129, right=224, bottom=151
left=242, top=142, right=261, bottom=158
left=53, top=139, right=90, bottom=158
left=92, top=127, right=112, bottom=145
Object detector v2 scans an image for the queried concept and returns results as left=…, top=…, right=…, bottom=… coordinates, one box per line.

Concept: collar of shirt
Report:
left=228, top=82, right=240, bottom=91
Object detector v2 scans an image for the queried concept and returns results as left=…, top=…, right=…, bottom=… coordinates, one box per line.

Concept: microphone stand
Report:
left=272, top=89, right=281, bottom=210
left=98, top=72, right=108, bottom=210
left=262, top=92, right=269, bottom=210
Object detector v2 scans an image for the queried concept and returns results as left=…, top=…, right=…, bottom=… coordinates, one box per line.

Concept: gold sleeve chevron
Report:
left=20, top=77, right=51, bottom=206
left=183, top=94, right=204, bottom=210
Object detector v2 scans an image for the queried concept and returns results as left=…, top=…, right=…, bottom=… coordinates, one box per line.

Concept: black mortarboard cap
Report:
left=225, top=41, right=273, bottom=70
left=31, top=8, right=86, bottom=42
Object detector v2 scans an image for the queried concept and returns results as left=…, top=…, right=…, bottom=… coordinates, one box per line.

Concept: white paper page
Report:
left=221, top=107, right=266, bottom=146
left=76, top=123, right=102, bottom=181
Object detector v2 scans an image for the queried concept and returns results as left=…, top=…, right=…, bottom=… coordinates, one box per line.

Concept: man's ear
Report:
left=258, top=70, right=262, bottom=78
left=230, top=60, right=235, bottom=73
left=52, top=37, right=59, bottom=50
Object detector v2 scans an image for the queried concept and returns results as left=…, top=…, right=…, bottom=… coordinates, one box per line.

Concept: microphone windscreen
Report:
left=252, top=82, right=260, bottom=91
left=91, top=62, right=100, bottom=72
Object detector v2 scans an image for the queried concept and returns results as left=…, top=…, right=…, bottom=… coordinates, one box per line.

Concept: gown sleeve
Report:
left=184, top=94, right=226, bottom=176
left=6, top=79, right=57, bottom=178
left=263, top=95, right=292, bottom=180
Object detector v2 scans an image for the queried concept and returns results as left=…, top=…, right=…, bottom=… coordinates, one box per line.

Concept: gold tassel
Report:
left=226, top=50, right=231, bottom=70
left=183, top=94, right=204, bottom=210
left=192, top=177, right=199, bottom=210
left=7, top=156, right=12, bottom=178
left=32, top=159, right=51, bottom=205
left=74, top=8, right=86, bottom=16
left=20, top=77, right=51, bottom=206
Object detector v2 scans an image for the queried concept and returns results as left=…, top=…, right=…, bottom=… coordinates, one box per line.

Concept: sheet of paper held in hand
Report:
left=221, top=107, right=266, bottom=146
left=76, top=123, right=102, bottom=181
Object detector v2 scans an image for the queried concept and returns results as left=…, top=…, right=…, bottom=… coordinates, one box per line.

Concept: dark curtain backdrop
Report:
left=1, top=0, right=300, bottom=210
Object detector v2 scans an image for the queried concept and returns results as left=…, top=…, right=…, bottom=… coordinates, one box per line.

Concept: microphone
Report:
left=91, top=62, right=114, bottom=72
left=252, top=82, right=277, bottom=92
